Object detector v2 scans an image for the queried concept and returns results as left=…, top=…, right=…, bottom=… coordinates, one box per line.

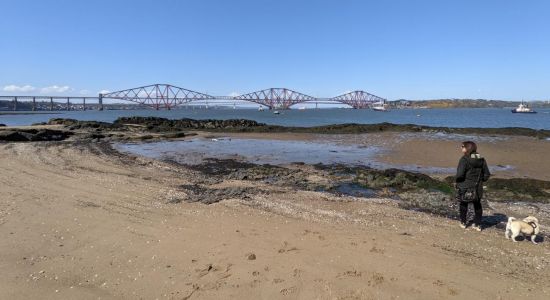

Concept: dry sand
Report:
left=1, top=139, right=549, bottom=299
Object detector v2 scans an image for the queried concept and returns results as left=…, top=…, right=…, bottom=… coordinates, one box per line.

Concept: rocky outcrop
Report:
left=0, top=129, right=73, bottom=142
left=174, top=184, right=261, bottom=204
left=47, top=118, right=122, bottom=130
left=43, top=117, right=550, bottom=139
left=114, top=117, right=264, bottom=132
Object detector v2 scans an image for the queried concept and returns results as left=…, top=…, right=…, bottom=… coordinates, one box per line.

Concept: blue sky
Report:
left=1, top=0, right=549, bottom=100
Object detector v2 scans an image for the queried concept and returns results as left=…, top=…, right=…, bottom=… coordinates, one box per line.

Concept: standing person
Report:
left=455, top=141, right=491, bottom=231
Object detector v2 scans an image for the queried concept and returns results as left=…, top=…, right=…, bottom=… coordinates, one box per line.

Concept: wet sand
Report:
left=201, top=131, right=550, bottom=180
left=375, top=133, right=550, bottom=181
left=1, top=139, right=549, bottom=299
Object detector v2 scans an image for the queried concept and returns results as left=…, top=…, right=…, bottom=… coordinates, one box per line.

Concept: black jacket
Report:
left=455, top=153, right=491, bottom=192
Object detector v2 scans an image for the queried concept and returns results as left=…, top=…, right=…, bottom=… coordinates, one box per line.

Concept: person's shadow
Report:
left=482, top=213, right=508, bottom=230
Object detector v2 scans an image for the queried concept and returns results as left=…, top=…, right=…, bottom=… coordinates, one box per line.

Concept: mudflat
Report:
left=1, top=135, right=549, bottom=299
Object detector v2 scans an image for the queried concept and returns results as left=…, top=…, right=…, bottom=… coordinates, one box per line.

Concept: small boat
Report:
left=297, top=106, right=306, bottom=110
left=371, top=101, right=389, bottom=112
left=511, top=101, right=537, bottom=113
left=273, top=110, right=280, bottom=114
left=258, top=106, right=265, bottom=111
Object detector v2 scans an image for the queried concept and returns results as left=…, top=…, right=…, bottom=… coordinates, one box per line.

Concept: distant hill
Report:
left=389, top=99, right=550, bottom=109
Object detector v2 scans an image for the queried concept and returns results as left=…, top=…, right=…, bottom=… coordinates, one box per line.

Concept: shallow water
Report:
left=117, top=137, right=382, bottom=166
left=116, top=137, right=512, bottom=175
left=2, top=107, right=550, bottom=129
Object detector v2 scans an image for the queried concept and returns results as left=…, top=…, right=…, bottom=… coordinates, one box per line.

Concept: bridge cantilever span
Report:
left=98, top=84, right=386, bottom=110
left=101, top=84, right=215, bottom=110
left=330, top=90, right=386, bottom=109
left=231, top=88, right=316, bottom=110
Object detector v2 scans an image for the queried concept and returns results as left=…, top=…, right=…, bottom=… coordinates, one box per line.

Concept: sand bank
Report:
left=1, top=140, right=549, bottom=299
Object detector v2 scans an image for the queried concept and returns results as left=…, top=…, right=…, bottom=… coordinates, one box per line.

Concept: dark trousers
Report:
left=459, top=201, right=482, bottom=225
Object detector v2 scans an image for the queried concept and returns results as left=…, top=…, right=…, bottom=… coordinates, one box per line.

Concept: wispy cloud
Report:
left=228, top=91, right=240, bottom=97
left=41, top=85, right=72, bottom=94
left=79, top=89, right=90, bottom=95
left=2, top=84, right=36, bottom=92
left=98, top=89, right=110, bottom=95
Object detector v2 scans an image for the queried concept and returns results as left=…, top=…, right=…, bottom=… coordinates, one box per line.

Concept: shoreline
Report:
left=1, top=137, right=549, bottom=299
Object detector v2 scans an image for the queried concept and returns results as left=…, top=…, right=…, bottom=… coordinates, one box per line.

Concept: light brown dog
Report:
left=505, top=216, right=540, bottom=244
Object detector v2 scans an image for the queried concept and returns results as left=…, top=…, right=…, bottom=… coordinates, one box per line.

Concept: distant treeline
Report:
left=0, top=100, right=132, bottom=111
left=390, top=99, right=550, bottom=109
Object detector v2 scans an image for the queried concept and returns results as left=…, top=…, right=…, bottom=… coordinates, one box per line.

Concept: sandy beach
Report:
left=1, top=130, right=550, bottom=299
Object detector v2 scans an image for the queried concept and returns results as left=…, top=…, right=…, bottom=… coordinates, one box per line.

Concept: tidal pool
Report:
left=117, top=137, right=382, bottom=166
left=115, top=137, right=484, bottom=174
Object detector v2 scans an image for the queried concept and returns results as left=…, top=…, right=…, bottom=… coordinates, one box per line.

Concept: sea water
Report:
left=2, top=107, right=550, bottom=129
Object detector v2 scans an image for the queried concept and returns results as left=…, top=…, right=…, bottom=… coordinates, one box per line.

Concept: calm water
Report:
left=116, top=137, right=512, bottom=174
left=2, top=107, right=550, bottom=129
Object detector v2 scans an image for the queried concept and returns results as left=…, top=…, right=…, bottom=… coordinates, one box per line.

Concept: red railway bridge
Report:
left=99, top=84, right=386, bottom=110
left=1, top=84, right=386, bottom=111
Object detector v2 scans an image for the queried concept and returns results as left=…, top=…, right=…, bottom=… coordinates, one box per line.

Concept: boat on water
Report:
left=511, top=101, right=537, bottom=114
left=258, top=106, right=265, bottom=111
left=273, top=110, right=280, bottom=114
left=371, top=101, right=389, bottom=112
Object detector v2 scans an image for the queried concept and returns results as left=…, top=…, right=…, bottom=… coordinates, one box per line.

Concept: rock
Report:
left=47, top=118, right=79, bottom=125
left=354, top=166, right=453, bottom=194
left=47, top=118, right=122, bottom=130
left=0, top=130, right=33, bottom=141
left=41, top=117, right=550, bottom=139
left=0, top=129, right=73, bottom=142
left=176, top=184, right=259, bottom=204
left=444, top=176, right=550, bottom=203
left=114, top=116, right=265, bottom=132
left=0, top=123, right=6, bottom=127
left=398, top=190, right=456, bottom=218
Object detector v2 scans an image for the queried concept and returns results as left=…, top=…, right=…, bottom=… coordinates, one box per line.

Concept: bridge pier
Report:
left=83, top=97, right=86, bottom=111
left=13, top=96, right=17, bottom=111
left=50, top=97, right=54, bottom=111
left=98, top=94, right=103, bottom=111
left=32, top=97, right=36, bottom=111
left=66, top=97, right=70, bottom=111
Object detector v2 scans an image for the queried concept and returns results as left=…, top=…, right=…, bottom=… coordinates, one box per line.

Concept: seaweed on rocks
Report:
left=444, top=176, right=550, bottom=203
left=186, top=158, right=258, bottom=176
left=45, top=117, right=550, bottom=138
left=0, top=129, right=73, bottom=142
left=174, top=184, right=263, bottom=204
left=484, top=178, right=550, bottom=203
left=317, top=164, right=454, bottom=194
left=114, top=116, right=265, bottom=132
left=398, top=191, right=458, bottom=218
left=47, top=118, right=123, bottom=130
left=186, top=158, right=334, bottom=191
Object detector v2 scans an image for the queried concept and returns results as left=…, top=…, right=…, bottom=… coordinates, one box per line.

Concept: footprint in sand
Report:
left=337, top=270, right=362, bottom=278
left=369, top=245, right=385, bottom=254
left=278, top=241, right=300, bottom=253
left=280, top=286, right=297, bottom=296
left=367, top=272, right=385, bottom=286
left=272, top=278, right=285, bottom=284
